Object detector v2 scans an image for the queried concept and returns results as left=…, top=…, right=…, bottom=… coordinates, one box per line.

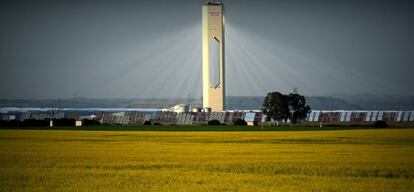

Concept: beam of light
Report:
left=99, top=23, right=202, bottom=99
left=225, top=22, right=401, bottom=96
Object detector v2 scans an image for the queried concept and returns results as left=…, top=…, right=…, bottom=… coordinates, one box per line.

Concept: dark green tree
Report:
left=208, top=119, right=222, bottom=125
left=262, top=92, right=311, bottom=124
left=288, top=93, right=311, bottom=124
left=262, top=92, right=290, bottom=122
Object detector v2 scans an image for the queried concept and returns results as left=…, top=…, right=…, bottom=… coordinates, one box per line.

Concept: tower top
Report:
left=202, top=0, right=222, bottom=5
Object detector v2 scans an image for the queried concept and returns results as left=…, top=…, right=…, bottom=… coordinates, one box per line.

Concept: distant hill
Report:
left=226, top=96, right=361, bottom=110
left=0, top=94, right=413, bottom=110
left=326, top=93, right=414, bottom=111
left=0, top=98, right=187, bottom=109
left=305, top=96, right=362, bottom=110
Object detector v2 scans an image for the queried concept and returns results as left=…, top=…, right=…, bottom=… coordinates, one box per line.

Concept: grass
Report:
left=0, top=128, right=413, bottom=191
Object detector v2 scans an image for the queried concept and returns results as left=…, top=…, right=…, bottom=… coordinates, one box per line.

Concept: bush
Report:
left=143, top=121, right=152, bottom=126
left=82, top=119, right=101, bottom=126
left=54, top=118, right=76, bottom=126
left=0, top=120, right=21, bottom=127
left=374, top=120, right=388, bottom=128
left=153, top=123, right=162, bottom=126
left=208, top=119, right=221, bottom=125
left=22, top=119, right=49, bottom=127
left=233, top=118, right=247, bottom=126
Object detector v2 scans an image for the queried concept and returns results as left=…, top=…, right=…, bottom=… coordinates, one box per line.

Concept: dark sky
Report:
left=1, top=0, right=413, bottom=99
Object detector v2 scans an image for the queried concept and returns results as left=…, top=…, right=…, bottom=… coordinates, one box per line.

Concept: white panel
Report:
left=377, top=112, right=383, bottom=121
left=244, top=112, right=255, bottom=122
left=396, top=112, right=403, bottom=122
left=340, top=112, right=346, bottom=122
left=365, top=112, right=372, bottom=122
left=314, top=112, right=320, bottom=122
left=403, top=111, right=410, bottom=122
left=308, top=112, right=313, bottom=122
left=309, top=112, right=314, bottom=122
left=410, top=111, right=414, bottom=121
left=345, top=112, right=352, bottom=122
left=372, top=111, right=378, bottom=121
left=209, top=38, right=220, bottom=88
left=262, top=115, right=267, bottom=123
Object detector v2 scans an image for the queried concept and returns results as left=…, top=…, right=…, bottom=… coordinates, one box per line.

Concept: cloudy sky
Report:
left=0, top=0, right=413, bottom=99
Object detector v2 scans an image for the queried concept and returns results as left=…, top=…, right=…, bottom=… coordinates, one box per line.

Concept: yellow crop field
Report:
left=0, top=129, right=413, bottom=191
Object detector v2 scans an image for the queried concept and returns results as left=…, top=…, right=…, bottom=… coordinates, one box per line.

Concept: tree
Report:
left=262, top=92, right=311, bottom=124
left=374, top=120, right=388, bottom=128
left=143, top=121, right=152, bottom=126
left=208, top=119, right=222, bottom=125
left=82, top=119, right=101, bottom=126
left=262, top=92, right=290, bottom=122
left=288, top=93, right=311, bottom=124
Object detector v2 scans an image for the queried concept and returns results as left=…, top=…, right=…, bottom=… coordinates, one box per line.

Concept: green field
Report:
left=0, top=128, right=413, bottom=191
left=0, top=124, right=392, bottom=132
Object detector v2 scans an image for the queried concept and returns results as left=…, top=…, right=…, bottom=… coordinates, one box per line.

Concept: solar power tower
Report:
left=202, top=0, right=225, bottom=112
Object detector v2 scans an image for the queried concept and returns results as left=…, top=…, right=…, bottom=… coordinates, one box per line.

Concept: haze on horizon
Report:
left=0, top=0, right=413, bottom=99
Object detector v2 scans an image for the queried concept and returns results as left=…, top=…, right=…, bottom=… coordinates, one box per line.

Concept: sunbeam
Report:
left=99, top=23, right=202, bottom=99
left=225, top=22, right=404, bottom=96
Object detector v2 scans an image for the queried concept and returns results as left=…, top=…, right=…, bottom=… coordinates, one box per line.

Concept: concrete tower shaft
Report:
left=202, top=0, right=225, bottom=112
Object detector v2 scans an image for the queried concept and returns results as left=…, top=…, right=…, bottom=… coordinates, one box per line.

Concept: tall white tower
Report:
left=202, top=0, right=225, bottom=112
